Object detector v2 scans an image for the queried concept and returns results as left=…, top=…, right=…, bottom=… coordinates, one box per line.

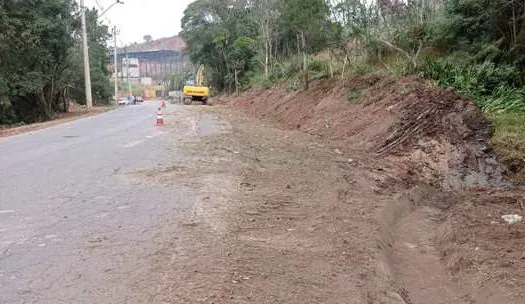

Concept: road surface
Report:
left=0, top=101, right=211, bottom=303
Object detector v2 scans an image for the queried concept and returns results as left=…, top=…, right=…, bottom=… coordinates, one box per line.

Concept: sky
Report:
left=83, top=0, right=195, bottom=46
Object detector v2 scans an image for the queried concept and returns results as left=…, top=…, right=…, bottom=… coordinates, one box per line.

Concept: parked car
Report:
left=128, top=96, right=144, bottom=105
left=118, top=97, right=130, bottom=105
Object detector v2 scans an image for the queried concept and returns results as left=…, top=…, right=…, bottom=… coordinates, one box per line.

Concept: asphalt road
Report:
left=0, top=101, right=207, bottom=303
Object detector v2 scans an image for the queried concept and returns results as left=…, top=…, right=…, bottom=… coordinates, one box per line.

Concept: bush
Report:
left=346, top=88, right=362, bottom=102
left=421, top=58, right=521, bottom=92
left=488, top=111, right=525, bottom=183
left=481, top=86, right=525, bottom=112
left=0, top=97, right=17, bottom=125
left=268, top=67, right=285, bottom=84
left=419, top=56, right=525, bottom=112
left=308, top=59, right=331, bottom=80
left=308, top=59, right=327, bottom=73
left=283, top=60, right=302, bottom=79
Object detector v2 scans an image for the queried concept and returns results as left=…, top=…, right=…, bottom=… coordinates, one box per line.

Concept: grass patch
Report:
left=488, top=112, right=525, bottom=183
left=419, top=57, right=525, bottom=112
left=347, top=88, right=362, bottom=102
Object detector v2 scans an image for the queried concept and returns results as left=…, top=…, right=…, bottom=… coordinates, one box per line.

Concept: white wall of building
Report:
left=121, top=58, right=140, bottom=79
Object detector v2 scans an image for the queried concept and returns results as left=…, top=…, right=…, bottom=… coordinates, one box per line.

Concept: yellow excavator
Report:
left=182, top=64, right=210, bottom=105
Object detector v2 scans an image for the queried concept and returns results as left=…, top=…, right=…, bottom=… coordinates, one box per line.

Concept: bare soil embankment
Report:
left=220, top=76, right=525, bottom=303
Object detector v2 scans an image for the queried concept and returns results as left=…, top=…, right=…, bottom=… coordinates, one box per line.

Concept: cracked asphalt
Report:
left=0, top=101, right=210, bottom=303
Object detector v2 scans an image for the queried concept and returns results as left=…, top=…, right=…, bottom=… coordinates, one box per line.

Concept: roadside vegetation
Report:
left=0, top=0, right=112, bottom=125
left=489, top=112, right=525, bottom=181
left=181, top=0, right=525, bottom=179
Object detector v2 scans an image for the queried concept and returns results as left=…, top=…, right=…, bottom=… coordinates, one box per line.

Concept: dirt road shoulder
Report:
left=135, top=106, right=481, bottom=303
left=130, top=103, right=524, bottom=304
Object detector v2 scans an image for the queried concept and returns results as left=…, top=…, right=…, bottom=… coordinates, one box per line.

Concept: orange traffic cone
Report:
left=156, top=108, right=164, bottom=126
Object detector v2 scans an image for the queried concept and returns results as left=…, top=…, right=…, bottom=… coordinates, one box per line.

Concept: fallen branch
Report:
left=379, top=39, right=424, bottom=68
left=379, top=38, right=412, bottom=60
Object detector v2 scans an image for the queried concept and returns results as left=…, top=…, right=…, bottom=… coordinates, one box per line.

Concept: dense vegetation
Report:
left=0, top=0, right=111, bottom=124
left=181, top=0, right=525, bottom=112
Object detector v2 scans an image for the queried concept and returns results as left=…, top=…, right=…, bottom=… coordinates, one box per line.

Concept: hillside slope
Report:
left=229, top=76, right=511, bottom=190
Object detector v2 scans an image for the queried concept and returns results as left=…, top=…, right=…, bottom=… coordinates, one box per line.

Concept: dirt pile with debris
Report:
left=229, top=76, right=508, bottom=190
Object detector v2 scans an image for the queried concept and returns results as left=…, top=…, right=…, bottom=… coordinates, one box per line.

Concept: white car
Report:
left=118, top=97, right=130, bottom=105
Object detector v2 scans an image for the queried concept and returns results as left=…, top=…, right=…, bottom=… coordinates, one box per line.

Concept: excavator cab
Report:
left=182, top=64, right=210, bottom=105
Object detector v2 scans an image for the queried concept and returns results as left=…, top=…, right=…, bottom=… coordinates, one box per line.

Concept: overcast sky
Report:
left=83, top=0, right=194, bottom=46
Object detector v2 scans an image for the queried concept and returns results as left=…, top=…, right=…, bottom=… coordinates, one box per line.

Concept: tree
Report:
left=229, top=36, right=257, bottom=94
left=181, top=0, right=258, bottom=92
left=0, top=0, right=77, bottom=123
left=0, top=0, right=113, bottom=124
left=68, top=8, right=112, bottom=104
left=251, top=0, right=280, bottom=79
left=440, top=0, right=525, bottom=66
left=280, top=0, right=329, bottom=89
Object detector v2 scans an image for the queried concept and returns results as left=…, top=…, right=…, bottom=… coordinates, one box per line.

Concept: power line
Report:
left=95, top=0, right=112, bottom=24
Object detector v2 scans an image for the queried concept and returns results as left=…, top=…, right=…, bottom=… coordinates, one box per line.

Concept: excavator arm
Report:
left=196, top=64, right=205, bottom=87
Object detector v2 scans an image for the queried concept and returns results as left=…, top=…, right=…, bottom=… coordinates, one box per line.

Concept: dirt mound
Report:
left=230, top=76, right=507, bottom=190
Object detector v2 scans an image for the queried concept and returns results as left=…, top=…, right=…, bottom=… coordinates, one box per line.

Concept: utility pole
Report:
left=83, top=0, right=123, bottom=106
left=113, top=26, right=118, bottom=102
left=125, top=48, right=132, bottom=98
left=80, top=0, right=93, bottom=108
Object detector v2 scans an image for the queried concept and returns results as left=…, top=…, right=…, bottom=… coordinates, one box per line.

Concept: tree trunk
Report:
left=63, top=88, right=70, bottom=113
left=267, top=25, right=272, bottom=66
left=301, top=31, right=308, bottom=90
left=36, top=88, right=53, bottom=121
left=235, top=69, right=239, bottom=96
left=521, top=0, right=525, bottom=34
left=297, top=33, right=301, bottom=57
left=265, top=39, right=269, bottom=79
left=511, top=4, right=517, bottom=48
left=328, top=47, right=334, bottom=78
left=342, top=55, right=348, bottom=79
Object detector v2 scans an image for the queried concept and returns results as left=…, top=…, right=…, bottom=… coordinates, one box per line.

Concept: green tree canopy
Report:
left=0, top=0, right=112, bottom=124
